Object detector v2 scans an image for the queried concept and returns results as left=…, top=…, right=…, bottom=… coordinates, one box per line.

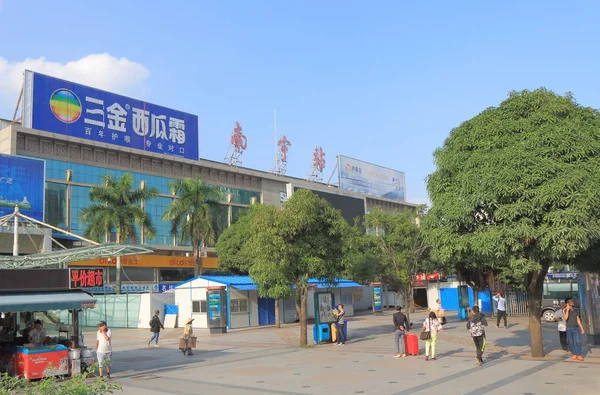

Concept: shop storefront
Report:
left=0, top=269, right=97, bottom=379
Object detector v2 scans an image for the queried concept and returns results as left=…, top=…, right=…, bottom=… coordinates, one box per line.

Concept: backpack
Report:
left=469, top=320, right=484, bottom=337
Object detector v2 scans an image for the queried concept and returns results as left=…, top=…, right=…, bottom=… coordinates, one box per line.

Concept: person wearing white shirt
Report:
left=493, top=292, right=507, bottom=328
left=95, top=321, right=112, bottom=379
left=554, top=302, right=568, bottom=352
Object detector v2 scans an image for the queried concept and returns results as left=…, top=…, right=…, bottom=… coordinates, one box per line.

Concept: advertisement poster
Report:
left=339, top=155, right=405, bottom=201
left=208, top=293, right=222, bottom=326
left=0, top=155, right=45, bottom=221
left=372, top=284, right=383, bottom=312
left=23, top=71, right=199, bottom=160
left=317, top=293, right=335, bottom=324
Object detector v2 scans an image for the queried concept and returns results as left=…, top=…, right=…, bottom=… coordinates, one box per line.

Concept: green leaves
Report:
left=80, top=173, right=158, bottom=243
left=426, top=89, right=600, bottom=270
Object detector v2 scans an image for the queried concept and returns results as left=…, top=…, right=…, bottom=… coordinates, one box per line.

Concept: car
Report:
left=542, top=306, right=558, bottom=322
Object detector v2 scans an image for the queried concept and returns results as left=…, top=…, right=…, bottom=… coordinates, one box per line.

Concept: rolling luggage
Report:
left=405, top=333, right=419, bottom=356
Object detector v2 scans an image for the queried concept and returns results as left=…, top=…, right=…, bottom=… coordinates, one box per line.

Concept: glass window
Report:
left=159, top=268, right=194, bottom=282
left=231, top=206, right=248, bottom=225
left=192, top=300, right=207, bottom=313
left=230, top=299, right=248, bottom=314
left=108, top=267, right=155, bottom=282
left=70, top=186, right=91, bottom=235
left=45, top=182, right=67, bottom=229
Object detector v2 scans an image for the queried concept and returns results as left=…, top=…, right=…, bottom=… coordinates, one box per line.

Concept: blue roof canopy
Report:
left=175, top=275, right=361, bottom=291
left=0, top=291, right=97, bottom=312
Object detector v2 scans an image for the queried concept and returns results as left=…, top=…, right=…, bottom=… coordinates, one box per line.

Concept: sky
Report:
left=1, top=1, right=600, bottom=205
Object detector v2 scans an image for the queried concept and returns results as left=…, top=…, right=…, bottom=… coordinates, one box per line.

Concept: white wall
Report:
left=427, top=283, right=441, bottom=310
left=138, top=293, right=175, bottom=329
left=229, top=289, right=259, bottom=329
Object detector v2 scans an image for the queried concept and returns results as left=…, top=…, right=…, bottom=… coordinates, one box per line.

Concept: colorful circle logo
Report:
left=49, top=89, right=81, bottom=123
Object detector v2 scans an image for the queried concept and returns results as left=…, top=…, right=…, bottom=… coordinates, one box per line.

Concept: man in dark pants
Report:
left=554, top=301, right=569, bottom=352
left=493, top=292, right=507, bottom=328
left=564, top=297, right=585, bottom=361
left=467, top=306, right=488, bottom=366
left=392, top=306, right=409, bottom=357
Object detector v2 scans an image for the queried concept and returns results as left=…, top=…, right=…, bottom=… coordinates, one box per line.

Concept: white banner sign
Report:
left=338, top=155, right=405, bottom=200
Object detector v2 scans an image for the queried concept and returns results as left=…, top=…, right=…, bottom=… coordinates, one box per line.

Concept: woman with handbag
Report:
left=421, top=312, right=443, bottom=361
left=181, top=318, right=194, bottom=356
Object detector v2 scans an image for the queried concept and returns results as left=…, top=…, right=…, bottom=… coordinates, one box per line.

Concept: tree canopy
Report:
left=163, top=177, right=223, bottom=276
left=80, top=173, right=158, bottom=294
left=425, top=88, right=600, bottom=357
left=246, top=189, right=348, bottom=345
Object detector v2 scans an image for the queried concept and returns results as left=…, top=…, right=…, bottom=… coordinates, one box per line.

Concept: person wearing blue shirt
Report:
left=493, top=292, right=507, bottom=328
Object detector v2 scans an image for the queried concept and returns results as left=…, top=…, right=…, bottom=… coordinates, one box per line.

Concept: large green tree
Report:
left=216, top=205, right=290, bottom=328
left=163, top=177, right=223, bottom=276
left=247, top=189, right=348, bottom=345
left=425, top=89, right=600, bottom=357
left=80, top=173, right=158, bottom=293
left=362, top=207, right=429, bottom=317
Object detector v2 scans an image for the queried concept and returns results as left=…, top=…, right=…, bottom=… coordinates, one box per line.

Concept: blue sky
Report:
left=1, top=0, right=599, bottom=205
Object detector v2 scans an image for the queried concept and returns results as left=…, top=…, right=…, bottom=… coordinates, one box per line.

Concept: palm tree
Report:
left=163, top=177, right=223, bottom=276
left=80, top=173, right=158, bottom=293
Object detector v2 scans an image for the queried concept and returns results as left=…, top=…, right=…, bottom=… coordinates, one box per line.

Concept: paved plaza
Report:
left=83, top=311, right=600, bottom=395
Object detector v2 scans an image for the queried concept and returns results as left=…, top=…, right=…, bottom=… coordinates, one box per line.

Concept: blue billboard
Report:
left=0, top=155, right=45, bottom=221
left=23, top=71, right=199, bottom=160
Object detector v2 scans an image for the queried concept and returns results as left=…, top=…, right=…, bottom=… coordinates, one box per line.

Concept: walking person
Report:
left=148, top=310, right=165, bottom=347
left=181, top=318, right=194, bottom=356
left=95, top=321, right=112, bottom=379
left=333, top=304, right=346, bottom=345
left=564, top=298, right=585, bottom=361
left=435, top=298, right=447, bottom=325
left=493, top=292, right=507, bottom=328
left=392, top=306, right=409, bottom=358
left=467, top=306, right=488, bottom=366
left=554, top=302, right=569, bottom=353
left=423, top=312, right=443, bottom=361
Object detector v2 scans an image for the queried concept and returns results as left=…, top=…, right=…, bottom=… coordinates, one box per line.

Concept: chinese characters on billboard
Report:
left=23, top=71, right=199, bottom=160
left=69, top=268, right=104, bottom=289
left=0, top=155, right=45, bottom=221
left=338, top=155, right=405, bottom=201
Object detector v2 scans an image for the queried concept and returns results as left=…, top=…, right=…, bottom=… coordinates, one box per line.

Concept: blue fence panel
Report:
left=439, top=288, right=459, bottom=310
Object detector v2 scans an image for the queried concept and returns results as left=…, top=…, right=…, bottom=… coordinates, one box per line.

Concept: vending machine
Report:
left=207, top=287, right=228, bottom=334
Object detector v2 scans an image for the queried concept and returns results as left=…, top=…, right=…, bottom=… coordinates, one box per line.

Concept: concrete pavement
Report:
left=83, top=311, right=600, bottom=394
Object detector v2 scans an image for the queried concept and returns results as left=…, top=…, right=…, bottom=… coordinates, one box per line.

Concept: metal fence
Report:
left=492, top=290, right=529, bottom=316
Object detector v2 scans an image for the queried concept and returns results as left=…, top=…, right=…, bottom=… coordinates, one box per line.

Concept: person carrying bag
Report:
left=421, top=312, right=442, bottom=361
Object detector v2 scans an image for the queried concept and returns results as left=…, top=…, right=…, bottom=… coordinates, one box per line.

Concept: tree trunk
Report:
left=115, top=233, right=122, bottom=294
left=408, top=282, right=415, bottom=314
left=193, top=243, right=201, bottom=276
left=296, top=286, right=308, bottom=346
left=403, top=290, right=411, bottom=323
left=275, top=299, right=281, bottom=328
left=527, top=265, right=549, bottom=357
left=473, top=288, right=480, bottom=310
left=115, top=256, right=122, bottom=294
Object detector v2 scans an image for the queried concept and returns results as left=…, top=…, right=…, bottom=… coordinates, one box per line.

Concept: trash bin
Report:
left=313, top=324, right=331, bottom=343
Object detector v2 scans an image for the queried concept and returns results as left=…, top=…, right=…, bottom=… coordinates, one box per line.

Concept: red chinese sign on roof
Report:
left=69, top=268, right=104, bottom=289
left=415, top=272, right=444, bottom=282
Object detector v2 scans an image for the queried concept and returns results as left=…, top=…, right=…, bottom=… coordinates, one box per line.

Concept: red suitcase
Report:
left=405, top=333, right=419, bottom=356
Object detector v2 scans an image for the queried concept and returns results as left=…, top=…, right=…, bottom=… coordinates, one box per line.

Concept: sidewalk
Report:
left=87, top=311, right=600, bottom=394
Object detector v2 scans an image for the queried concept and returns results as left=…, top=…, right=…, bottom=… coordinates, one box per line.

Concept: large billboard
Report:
left=338, top=155, right=405, bottom=201
left=22, top=71, right=199, bottom=160
left=0, top=155, right=45, bottom=221
left=294, top=187, right=365, bottom=225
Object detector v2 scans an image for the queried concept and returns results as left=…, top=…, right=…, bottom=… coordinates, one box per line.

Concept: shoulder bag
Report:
left=420, top=319, right=431, bottom=341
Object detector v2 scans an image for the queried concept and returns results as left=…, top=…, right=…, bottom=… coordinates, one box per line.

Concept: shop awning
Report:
left=0, top=291, right=97, bottom=312
left=176, top=275, right=362, bottom=291
left=0, top=244, right=154, bottom=269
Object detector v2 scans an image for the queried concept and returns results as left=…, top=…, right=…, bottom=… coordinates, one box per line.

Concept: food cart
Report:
left=0, top=268, right=97, bottom=380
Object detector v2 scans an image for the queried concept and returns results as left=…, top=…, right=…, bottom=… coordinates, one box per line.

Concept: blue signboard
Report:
left=0, top=155, right=44, bottom=221
left=372, top=284, right=383, bottom=312
left=23, top=71, right=199, bottom=160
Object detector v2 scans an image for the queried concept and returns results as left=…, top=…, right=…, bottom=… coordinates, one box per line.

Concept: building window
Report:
left=159, top=268, right=194, bottom=282
left=108, top=267, right=155, bottom=282
left=45, top=182, right=67, bottom=229
left=230, top=299, right=248, bottom=314
left=192, top=300, right=207, bottom=313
